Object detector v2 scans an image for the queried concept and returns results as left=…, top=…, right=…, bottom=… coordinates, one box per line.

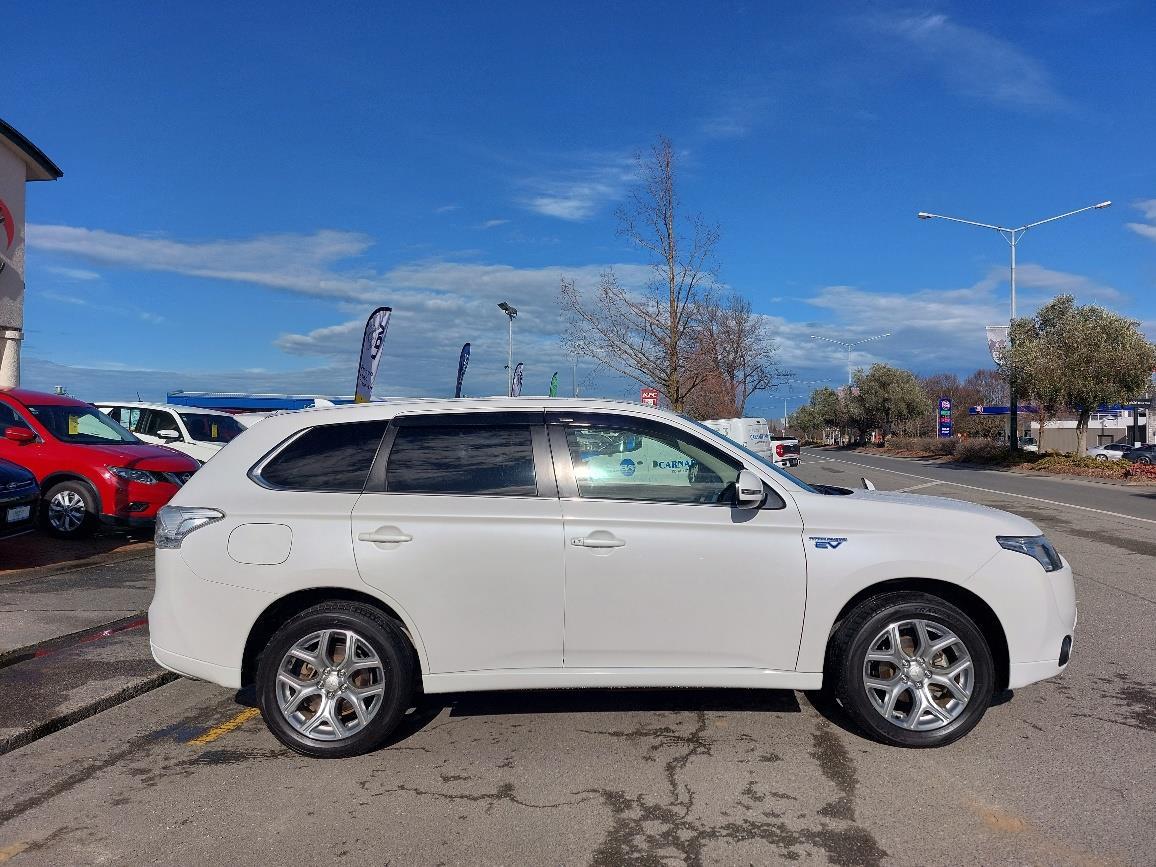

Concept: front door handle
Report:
left=571, top=536, right=625, bottom=548
left=358, top=530, right=413, bottom=544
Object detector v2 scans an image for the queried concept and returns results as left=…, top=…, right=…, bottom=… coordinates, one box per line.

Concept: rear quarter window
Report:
left=259, top=420, right=388, bottom=492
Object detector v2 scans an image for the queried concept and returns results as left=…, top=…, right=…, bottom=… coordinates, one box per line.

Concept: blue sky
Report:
left=7, top=2, right=1156, bottom=419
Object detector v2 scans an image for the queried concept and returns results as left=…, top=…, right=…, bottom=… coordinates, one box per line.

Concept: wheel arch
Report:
left=825, top=577, right=1010, bottom=693
left=40, top=473, right=103, bottom=513
left=241, top=587, right=424, bottom=689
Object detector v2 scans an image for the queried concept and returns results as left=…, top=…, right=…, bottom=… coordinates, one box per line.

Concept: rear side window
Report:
left=260, top=420, right=388, bottom=492
left=385, top=426, right=536, bottom=496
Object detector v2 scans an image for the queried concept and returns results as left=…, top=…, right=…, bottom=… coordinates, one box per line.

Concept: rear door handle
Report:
left=571, top=536, right=625, bottom=548
left=358, top=531, right=413, bottom=544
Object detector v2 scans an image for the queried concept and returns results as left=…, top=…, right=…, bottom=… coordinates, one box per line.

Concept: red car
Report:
left=0, top=388, right=199, bottom=539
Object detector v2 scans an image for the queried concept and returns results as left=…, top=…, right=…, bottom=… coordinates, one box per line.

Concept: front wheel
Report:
left=828, top=592, right=994, bottom=747
left=256, top=602, right=415, bottom=758
left=1095, top=454, right=1108, bottom=461
left=42, top=481, right=99, bottom=539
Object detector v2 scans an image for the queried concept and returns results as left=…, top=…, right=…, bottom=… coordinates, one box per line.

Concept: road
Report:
left=0, top=455, right=1152, bottom=866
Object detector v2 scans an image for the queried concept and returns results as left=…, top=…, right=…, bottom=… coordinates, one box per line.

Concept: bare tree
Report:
left=559, top=136, right=718, bottom=411
left=685, top=294, right=780, bottom=419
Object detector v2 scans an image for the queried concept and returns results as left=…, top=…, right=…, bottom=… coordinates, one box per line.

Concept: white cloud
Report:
left=475, top=219, right=510, bottom=229
left=45, top=265, right=101, bottom=281
left=519, top=155, right=637, bottom=221
left=434, top=203, right=461, bottom=214
left=1125, top=199, right=1156, bottom=242
left=870, top=13, right=1069, bottom=112
left=700, top=91, right=773, bottom=140
left=39, top=289, right=166, bottom=325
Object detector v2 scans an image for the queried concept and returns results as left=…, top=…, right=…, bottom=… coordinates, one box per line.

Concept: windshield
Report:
left=683, top=416, right=817, bottom=493
left=179, top=413, right=244, bottom=443
left=28, top=404, right=139, bottom=444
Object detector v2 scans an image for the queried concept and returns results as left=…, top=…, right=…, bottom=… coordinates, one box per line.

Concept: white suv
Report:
left=98, top=401, right=245, bottom=463
left=149, top=398, right=1076, bottom=758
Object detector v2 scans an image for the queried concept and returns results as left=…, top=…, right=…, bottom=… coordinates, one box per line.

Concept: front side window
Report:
left=260, top=420, right=388, bottom=492
left=180, top=413, right=244, bottom=443
left=385, top=425, right=537, bottom=496
left=563, top=420, right=741, bottom=504
left=0, top=402, right=33, bottom=431
left=139, top=409, right=179, bottom=437
left=27, top=405, right=138, bottom=444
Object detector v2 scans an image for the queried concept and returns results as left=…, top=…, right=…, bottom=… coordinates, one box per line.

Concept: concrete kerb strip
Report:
left=0, top=547, right=152, bottom=587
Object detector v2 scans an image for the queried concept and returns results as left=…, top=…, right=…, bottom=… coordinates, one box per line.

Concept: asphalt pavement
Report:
left=0, top=456, right=1152, bottom=866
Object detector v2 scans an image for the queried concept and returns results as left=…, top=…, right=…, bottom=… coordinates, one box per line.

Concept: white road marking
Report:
left=899, top=481, right=943, bottom=492
left=804, top=452, right=1156, bottom=526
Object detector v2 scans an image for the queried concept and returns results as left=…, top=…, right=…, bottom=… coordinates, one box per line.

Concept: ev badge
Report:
left=619, top=458, right=636, bottom=477
left=809, top=536, right=848, bottom=549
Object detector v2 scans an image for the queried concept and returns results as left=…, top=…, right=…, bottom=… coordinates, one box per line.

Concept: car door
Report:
left=0, top=400, right=46, bottom=476
left=351, top=412, right=564, bottom=674
left=549, top=411, right=808, bottom=671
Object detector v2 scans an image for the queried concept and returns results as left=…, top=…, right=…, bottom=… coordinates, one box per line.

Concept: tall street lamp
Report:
left=809, top=333, right=891, bottom=385
left=497, top=302, right=517, bottom=397
left=917, top=200, right=1111, bottom=450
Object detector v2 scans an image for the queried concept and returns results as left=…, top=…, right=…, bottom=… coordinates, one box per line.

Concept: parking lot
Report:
left=0, top=452, right=1152, bottom=866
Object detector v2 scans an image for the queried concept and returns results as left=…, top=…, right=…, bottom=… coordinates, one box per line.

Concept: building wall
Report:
left=0, top=144, right=27, bottom=385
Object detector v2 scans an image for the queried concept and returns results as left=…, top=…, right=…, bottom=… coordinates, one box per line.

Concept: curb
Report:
left=0, top=547, right=151, bottom=586
left=0, top=612, right=148, bottom=671
left=0, top=670, right=178, bottom=756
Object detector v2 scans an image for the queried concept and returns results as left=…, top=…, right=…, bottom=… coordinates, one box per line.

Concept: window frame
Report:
left=248, top=419, right=391, bottom=493
left=363, top=410, right=557, bottom=499
left=546, top=411, right=785, bottom=510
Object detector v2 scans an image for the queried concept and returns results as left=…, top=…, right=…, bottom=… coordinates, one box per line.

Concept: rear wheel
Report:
left=256, top=602, right=415, bottom=758
left=42, top=481, right=98, bottom=539
left=828, top=592, right=994, bottom=747
left=1095, top=454, right=1108, bottom=461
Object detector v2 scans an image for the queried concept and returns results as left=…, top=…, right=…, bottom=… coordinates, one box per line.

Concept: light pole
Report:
left=809, top=333, right=891, bottom=385
left=497, top=301, right=517, bottom=397
left=917, top=200, right=1111, bottom=450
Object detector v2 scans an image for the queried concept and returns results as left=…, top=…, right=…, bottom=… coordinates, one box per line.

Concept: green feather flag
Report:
left=549, top=371, right=559, bottom=397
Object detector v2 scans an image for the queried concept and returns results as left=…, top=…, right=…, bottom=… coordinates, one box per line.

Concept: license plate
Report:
left=6, top=505, right=31, bottom=523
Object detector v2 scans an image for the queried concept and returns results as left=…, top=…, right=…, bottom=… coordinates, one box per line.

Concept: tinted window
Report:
left=0, top=403, right=32, bottom=430
left=564, top=421, right=741, bottom=504
left=386, top=426, right=536, bottom=496
left=180, top=413, right=244, bottom=443
left=27, top=405, right=138, bottom=444
left=261, top=421, right=387, bottom=492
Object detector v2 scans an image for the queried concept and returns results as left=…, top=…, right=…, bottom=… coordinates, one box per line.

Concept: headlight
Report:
left=997, top=535, right=1063, bottom=572
left=108, top=467, right=157, bottom=485
left=155, top=505, right=225, bottom=549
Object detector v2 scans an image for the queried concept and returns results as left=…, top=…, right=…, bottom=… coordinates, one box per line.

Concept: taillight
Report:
left=775, top=443, right=785, bottom=457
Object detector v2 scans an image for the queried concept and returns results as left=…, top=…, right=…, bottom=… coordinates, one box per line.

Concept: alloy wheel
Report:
left=862, top=618, right=974, bottom=731
left=48, top=490, right=87, bottom=533
left=275, top=629, right=386, bottom=741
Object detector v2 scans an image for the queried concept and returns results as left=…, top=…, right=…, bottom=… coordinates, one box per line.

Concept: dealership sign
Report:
left=640, top=387, right=659, bottom=407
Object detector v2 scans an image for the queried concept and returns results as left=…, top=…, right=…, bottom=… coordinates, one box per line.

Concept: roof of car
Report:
left=95, top=400, right=235, bottom=416
left=0, top=388, right=91, bottom=407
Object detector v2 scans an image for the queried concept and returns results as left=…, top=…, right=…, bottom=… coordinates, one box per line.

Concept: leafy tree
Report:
left=1004, top=295, right=1156, bottom=456
left=684, top=293, right=781, bottom=419
left=560, top=136, right=719, bottom=412
left=850, top=364, right=932, bottom=441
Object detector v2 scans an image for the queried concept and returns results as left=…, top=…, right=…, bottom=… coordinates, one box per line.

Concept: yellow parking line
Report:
left=188, top=707, right=261, bottom=745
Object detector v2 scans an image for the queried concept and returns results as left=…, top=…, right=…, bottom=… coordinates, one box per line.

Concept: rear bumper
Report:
left=150, top=640, right=241, bottom=687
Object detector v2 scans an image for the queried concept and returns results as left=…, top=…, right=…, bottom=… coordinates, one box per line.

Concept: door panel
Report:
left=550, top=414, right=808, bottom=670
left=352, top=493, right=564, bottom=672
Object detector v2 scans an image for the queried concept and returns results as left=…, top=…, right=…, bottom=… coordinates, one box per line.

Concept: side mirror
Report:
left=3, top=426, right=36, bottom=444
left=156, top=429, right=181, bottom=441
left=735, top=469, right=765, bottom=509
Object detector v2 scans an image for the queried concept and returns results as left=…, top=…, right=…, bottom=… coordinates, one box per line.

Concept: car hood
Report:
left=797, top=487, right=1042, bottom=538
left=75, top=442, right=200, bottom=471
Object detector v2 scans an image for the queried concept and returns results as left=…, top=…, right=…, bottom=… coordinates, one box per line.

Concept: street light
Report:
left=917, top=200, right=1111, bottom=450
left=809, top=333, right=891, bottom=385
left=497, top=302, right=517, bottom=397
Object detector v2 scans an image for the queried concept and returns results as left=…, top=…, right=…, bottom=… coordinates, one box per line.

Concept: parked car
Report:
left=1087, top=442, right=1133, bottom=461
left=1018, top=435, right=1039, bottom=452
left=97, top=401, right=245, bottom=464
left=702, top=418, right=799, bottom=467
left=1123, top=444, right=1156, bottom=465
left=0, top=458, right=39, bottom=540
left=0, top=389, right=200, bottom=539
left=150, top=398, right=1076, bottom=758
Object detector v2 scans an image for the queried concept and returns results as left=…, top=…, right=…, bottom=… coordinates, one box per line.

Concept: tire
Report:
left=256, top=602, right=415, bottom=758
left=1095, top=455, right=1107, bottom=461
left=42, top=480, right=99, bottom=539
left=827, top=592, right=994, bottom=748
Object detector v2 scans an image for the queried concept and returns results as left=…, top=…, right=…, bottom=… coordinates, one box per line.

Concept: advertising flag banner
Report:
left=986, top=325, right=1010, bottom=365
left=549, top=371, right=559, bottom=397
left=511, top=362, right=524, bottom=397
left=354, top=307, right=392, bottom=403
left=454, top=342, right=471, bottom=398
